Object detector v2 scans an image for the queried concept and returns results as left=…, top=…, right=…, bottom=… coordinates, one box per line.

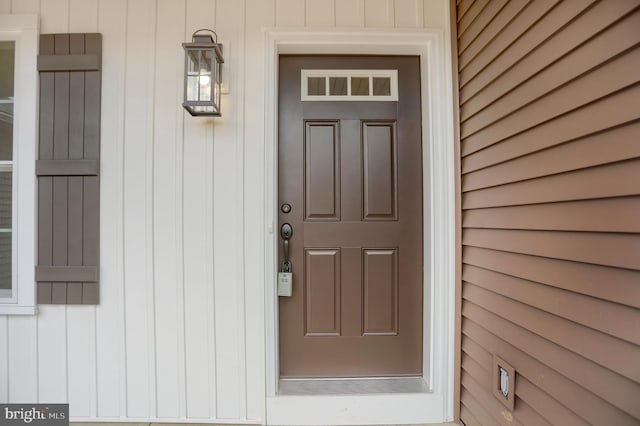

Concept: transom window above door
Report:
left=301, top=69, right=398, bottom=101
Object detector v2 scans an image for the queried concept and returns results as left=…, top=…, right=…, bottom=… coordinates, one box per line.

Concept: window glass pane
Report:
left=351, top=77, right=369, bottom=96
left=0, top=44, right=13, bottom=295
left=0, top=42, right=14, bottom=98
left=0, top=42, right=14, bottom=161
left=329, top=77, right=347, bottom=96
left=373, top=77, right=391, bottom=96
left=0, top=120, right=12, bottom=162
left=0, top=172, right=11, bottom=229
left=0, top=232, right=10, bottom=291
left=307, top=77, right=326, bottom=96
left=0, top=170, right=10, bottom=293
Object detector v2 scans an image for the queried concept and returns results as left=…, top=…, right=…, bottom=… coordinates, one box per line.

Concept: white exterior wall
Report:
left=0, top=0, right=449, bottom=422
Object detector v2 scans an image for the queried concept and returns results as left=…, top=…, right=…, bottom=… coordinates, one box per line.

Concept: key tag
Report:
left=278, top=261, right=293, bottom=297
left=277, top=272, right=292, bottom=297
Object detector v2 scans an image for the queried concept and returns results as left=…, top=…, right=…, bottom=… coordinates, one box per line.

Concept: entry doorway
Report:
left=277, top=55, right=424, bottom=378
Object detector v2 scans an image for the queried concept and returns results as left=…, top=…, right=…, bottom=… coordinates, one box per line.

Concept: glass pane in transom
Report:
left=307, top=77, right=326, bottom=96
left=351, top=77, right=369, bottom=96
left=373, top=77, right=391, bottom=96
left=329, top=77, right=347, bottom=96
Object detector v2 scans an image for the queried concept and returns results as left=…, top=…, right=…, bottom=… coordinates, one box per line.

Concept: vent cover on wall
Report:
left=492, top=354, right=516, bottom=412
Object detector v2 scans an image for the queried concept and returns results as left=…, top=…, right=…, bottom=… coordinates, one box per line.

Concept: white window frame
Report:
left=0, top=15, right=39, bottom=315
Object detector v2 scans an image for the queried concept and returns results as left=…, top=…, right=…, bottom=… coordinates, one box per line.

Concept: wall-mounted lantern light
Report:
left=182, top=29, right=224, bottom=117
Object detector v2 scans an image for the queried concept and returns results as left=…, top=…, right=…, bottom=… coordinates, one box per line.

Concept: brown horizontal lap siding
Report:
left=37, top=33, right=101, bottom=304
left=453, top=0, right=640, bottom=424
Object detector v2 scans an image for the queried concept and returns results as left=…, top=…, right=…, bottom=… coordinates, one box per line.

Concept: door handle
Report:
left=280, top=223, right=293, bottom=272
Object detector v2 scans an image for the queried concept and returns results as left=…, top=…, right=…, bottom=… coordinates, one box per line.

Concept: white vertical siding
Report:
left=212, top=0, right=246, bottom=419
left=69, top=0, right=99, bottom=32
left=9, top=0, right=39, bottom=14
left=8, top=316, right=38, bottom=402
left=395, top=0, right=424, bottom=28
left=153, top=0, right=185, bottom=419
left=66, top=308, right=96, bottom=417
left=122, top=0, right=157, bottom=417
left=275, top=0, right=304, bottom=27
left=0, top=0, right=449, bottom=422
left=183, top=0, right=217, bottom=419
left=39, top=0, right=69, bottom=33
left=365, top=0, right=394, bottom=27
left=37, top=308, right=67, bottom=402
left=424, top=0, right=447, bottom=29
left=336, top=0, right=365, bottom=27
left=96, top=0, right=127, bottom=417
left=305, top=0, right=335, bottom=27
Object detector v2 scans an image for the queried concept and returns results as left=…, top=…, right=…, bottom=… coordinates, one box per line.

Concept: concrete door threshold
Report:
left=278, top=377, right=429, bottom=395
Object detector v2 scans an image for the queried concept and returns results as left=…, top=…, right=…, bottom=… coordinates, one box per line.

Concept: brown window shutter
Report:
left=36, top=33, right=101, bottom=304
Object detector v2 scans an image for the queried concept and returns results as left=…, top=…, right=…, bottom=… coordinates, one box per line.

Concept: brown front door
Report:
left=278, top=56, right=423, bottom=378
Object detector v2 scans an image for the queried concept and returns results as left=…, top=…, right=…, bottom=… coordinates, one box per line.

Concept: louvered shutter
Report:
left=36, top=33, right=101, bottom=304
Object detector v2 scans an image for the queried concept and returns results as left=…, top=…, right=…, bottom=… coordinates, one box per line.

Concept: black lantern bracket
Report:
left=182, top=29, right=225, bottom=117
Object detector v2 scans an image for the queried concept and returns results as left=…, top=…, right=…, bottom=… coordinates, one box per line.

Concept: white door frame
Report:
left=263, top=28, right=456, bottom=425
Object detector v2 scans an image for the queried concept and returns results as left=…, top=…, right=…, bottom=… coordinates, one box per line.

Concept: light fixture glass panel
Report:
left=186, top=49, right=214, bottom=102
left=351, top=77, right=369, bottom=96
left=199, top=76, right=212, bottom=101
left=307, top=77, right=326, bottom=96
left=186, top=74, right=198, bottom=102
left=193, top=106, right=217, bottom=114
left=186, top=50, right=199, bottom=102
left=200, top=50, right=212, bottom=72
left=373, top=77, right=391, bottom=96
left=329, top=77, right=347, bottom=96
left=187, top=50, right=199, bottom=74
left=197, top=50, right=212, bottom=101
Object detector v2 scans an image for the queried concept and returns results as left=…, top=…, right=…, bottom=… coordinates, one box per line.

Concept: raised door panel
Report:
left=363, top=121, right=397, bottom=220
left=305, top=249, right=341, bottom=335
left=363, top=248, right=398, bottom=335
left=305, top=121, right=340, bottom=220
